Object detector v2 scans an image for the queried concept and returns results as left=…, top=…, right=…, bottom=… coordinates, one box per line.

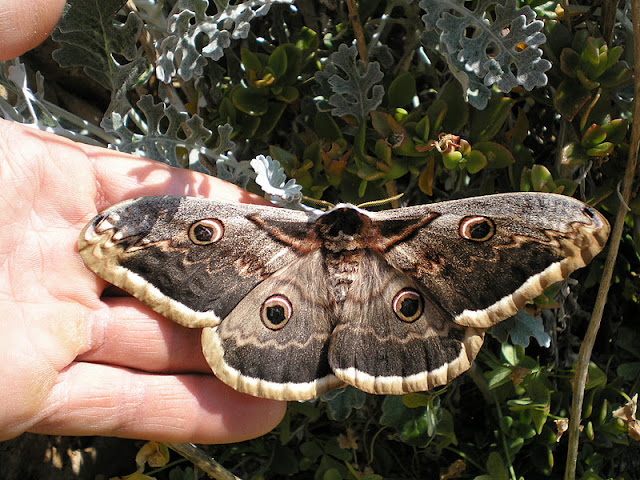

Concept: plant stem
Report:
left=492, top=391, right=517, bottom=480
left=166, top=443, right=241, bottom=480
left=345, top=0, right=368, bottom=65
left=563, top=3, right=640, bottom=479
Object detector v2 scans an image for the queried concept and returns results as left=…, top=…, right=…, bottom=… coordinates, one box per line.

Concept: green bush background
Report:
left=1, top=0, right=638, bottom=478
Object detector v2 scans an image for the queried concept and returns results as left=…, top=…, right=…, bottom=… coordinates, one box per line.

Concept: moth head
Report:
left=392, top=288, right=423, bottom=322
left=316, top=206, right=371, bottom=251
left=459, top=216, right=495, bottom=242
left=261, top=294, right=293, bottom=330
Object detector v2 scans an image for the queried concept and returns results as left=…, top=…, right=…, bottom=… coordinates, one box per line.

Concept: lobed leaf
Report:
left=314, top=44, right=384, bottom=122
left=102, top=95, right=213, bottom=172
left=419, top=0, right=551, bottom=106
left=52, top=0, right=148, bottom=119
left=156, top=0, right=294, bottom=82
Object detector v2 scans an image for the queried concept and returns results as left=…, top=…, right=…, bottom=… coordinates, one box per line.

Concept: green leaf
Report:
left=486, top=451, right=509, bottom=480
left=439, top=80, right=469, bottom=133
left=577, top=69, right=600, bottom=90
left=374, top=139, right=392, bottom=165
left=585, top=362, right=607, bottom=390
left=380, top=396, right=435, bottom=446
left=553, top=78, right=592, bottom=121
left=464, top=150, right=488, bottom=174
left=254, top=102, right=287, bottom=137
left=554, top=178, right=578, bottom=196
left=402, top=393, right=430, bottom=408
left=616, top=362, right=640, bottom=381
left=500, top=415, right=514, bottom=431
left=324, top=439, right=352, bottom=461
left=371, top=111, right=394, bottom=137
left=470, top=96, right=513, bottom=142
left=502, top=343, right=524, bottom=366
left=532, top=407, right=550, bottom=435
left=271, top=446, right=299, bottom=475
left=314, top=112, right=343, bottom=141
left=473, top=142, right=514, bottom=169
left=435, top=408, right=458, bottom=448
left=560, top=48, right=580, bottom=76
left=387, top=72, right=416, bottom=107
left=531, top=444, right=554, bottom=475
left=581, top=124, right=607, bottom=148
left=273, top=44, right=303, bottom=86
left=268, top=45, right=289, bottom=79
left=560, top=142, right=589, bottom=167
left=274, top=86, right=299, bottom=103
left=295, top=26, right=318, bottom=51
left=581, top=37, right=606, bottom=78
left=486, top=366, right=514, bottom=389
left=531, top=164, right=554, bottom=191
left=586, top=142, right=614, bottom=157
left=426, top=98, right=448, bottom=133
left=606, top=45, right=624, bottom=68
left=601, top=118, right=629, bottom=144
left=442, top=151, right=463, bottom=169
left=323, top=387, right=367, bottom=421
left=598, top=61, right=633, bottom=88
left=241, top=47, right=263, bottom=75
left=231, top=85, right=269, bottom=116
left=322, top=468, right=344, bottom=480
left=415, top=115, right=430, bottom=142
left=235, top=111, right=260, bottom=137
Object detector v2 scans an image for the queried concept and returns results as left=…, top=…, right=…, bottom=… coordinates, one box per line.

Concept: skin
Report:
left=0, top=3, right=286, bottom=443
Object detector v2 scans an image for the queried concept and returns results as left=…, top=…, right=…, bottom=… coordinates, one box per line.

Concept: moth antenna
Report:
left=357, top=193, right=405, bottom=209
left=301, top=195, right=336, bottom=210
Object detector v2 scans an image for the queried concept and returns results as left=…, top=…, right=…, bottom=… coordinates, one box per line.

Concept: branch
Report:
left=564, top=3, right=640, bottom=479
left=346, top=0, right=368, bottom=65
left=166, top=443, right=241, bottom=480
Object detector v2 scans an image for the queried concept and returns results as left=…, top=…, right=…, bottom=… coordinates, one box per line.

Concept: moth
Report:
left=78, top=193, right=609, bottom=401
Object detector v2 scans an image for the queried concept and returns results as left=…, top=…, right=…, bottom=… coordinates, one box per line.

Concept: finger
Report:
left=79, top=297, right=212, bottom=373
left=0, top=119, right=271, bottom=217
left=28, top=362, right=286, bottom=443
left=84, top=147, right=269, bottom=211
left=0, top=0, right=66, bottom=61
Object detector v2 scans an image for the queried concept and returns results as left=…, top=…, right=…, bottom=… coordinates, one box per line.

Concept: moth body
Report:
left=79, top=193, right=610, bottom=400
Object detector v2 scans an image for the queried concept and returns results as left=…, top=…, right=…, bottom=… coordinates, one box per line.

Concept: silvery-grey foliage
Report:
left=102, top=95, right=213, bottom=171
left=314, top=44, right=384, bottom=121
left=490, top=310, right=552, bottom=348
left=251, top=155, right=303, bottom=204
left=419, top=0, right=551, bottom=109
left=156, top=0, right=295, bottom=82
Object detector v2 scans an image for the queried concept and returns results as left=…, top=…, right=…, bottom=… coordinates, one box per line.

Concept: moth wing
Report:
left=202, top=249, right=344, bottom=401
left=369, top=193, right=609, bottom=329
left=329, top=251, right=484, bottom=395
left=78, top=196, right=316, bottom=328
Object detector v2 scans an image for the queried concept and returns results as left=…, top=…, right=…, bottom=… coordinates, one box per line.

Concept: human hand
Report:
left=0, top=0, right=285, bottom=443
left=0, top=120, right=286, bottom=443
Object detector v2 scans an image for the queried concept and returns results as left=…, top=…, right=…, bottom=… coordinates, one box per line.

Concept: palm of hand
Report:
left=0, top=120, right=285, bottom=443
